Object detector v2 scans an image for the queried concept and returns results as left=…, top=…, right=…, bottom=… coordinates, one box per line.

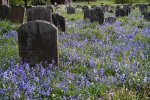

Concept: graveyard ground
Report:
left=0, top=2, right=150, bottom=100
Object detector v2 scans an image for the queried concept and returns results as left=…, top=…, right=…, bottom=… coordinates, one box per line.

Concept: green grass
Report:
left=73, top=0, right=114, bottom=6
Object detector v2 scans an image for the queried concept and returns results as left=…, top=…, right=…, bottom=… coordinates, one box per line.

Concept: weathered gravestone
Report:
left=105, top=17, right=116, bottom=24
left=10, top=5, right=25, bottom=24
left=90, top=6, right=104, bottom=25
left=115, top=8, right=125, bottom=17
left=83, top=8, right=90, bottom=20
left=82, top=6, right=89, bottom=13
left=0, top=0, right=9, bottom=5
left=27, top=6, right=52, bottom=22
left=0, top=5, right=10, bottom=20
left=123, top=7, right=129, bottom=16
left=115, top=5, right=121, bottom=10
left=139, top=4, right=148, bottom=12
left=52, top=13, right=66, bottom=32
left=144, top=12, right=150, bottom=21
left=17, top=20, right=59, bottom=66
left=66, top=6, right=75, bottom=14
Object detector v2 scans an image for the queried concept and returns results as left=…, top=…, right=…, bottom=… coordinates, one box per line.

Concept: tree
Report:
left=31, top=0, right=51, bottom=5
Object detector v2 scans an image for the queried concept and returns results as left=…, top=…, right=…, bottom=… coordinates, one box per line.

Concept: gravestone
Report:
left=82, top=6, right=89, bottom=13
left=83, top=8, right=90, bottom=19
left=123, top=7, right=129, bottom=16
left=115, top=5, right=121, bottom=10
left=0, top=0, right=9, bottom=5
left=66, top=6, right=75, bottom=14
left=100, top=6, right=105, bottom=12
left=0, top=5, right=10, bottom=20
left=91, top=6, right=104, bottom=25
left=139, top=4, right=148, bottom=15
left=115, top=8, right=125, bottom=17
left=17, top=20, right=59, bottom=66
left=105, top=17, right=116, bottom=24
left=52, top=13, right=66, bottom=32
left=144, top=12, right=150, bottom=21
left=27, top=6, right=52, bottom=22
left=10, top=5, right=25, bottom=24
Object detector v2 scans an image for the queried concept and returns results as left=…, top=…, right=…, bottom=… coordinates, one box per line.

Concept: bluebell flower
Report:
left=89, top=58, right=96, bottom=68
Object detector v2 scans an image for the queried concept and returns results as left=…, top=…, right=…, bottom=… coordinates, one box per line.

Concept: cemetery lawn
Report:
left=0, top=6, right=150, bottom=100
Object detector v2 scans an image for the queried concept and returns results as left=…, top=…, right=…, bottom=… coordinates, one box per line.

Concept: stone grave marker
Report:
left=92, top=6, right=104, bottom=25
left=83, top=8, right=90, bottom=20
left=144, top=12, right=150, bottom=21
left=123, top=7, right=129, bottom=16
left=139, top=4, right=148, bottom=15
left=52, top=13, right=66, bottom=32
left=27, top=6, right=52, bottom=22
left=66, top=6, right=75, bottom=14
left=0, top=0, right=9, bottom=5
left=82, top=5, right=89, bottom=13
left=17, top=20, right=59, bottom=66
left=10, top=5, right=25, bottom=24
left=115, top=5, right=121, bottom=10
left=105, top=17, right=116, bottom=24
left=0, top=5, right=10, bottom=20
left=115, top=8, right=125, bottom=17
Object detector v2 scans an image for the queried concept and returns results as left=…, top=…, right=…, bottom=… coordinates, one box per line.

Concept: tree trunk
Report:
left=24, top=0, right=27, bottom=7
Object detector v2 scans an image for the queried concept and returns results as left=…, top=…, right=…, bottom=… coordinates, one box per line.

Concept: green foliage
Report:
left=114, top=0, right=134, bottom=4
left=10, top=0, right=24, bottom=6
left=0, top=21, right=19, bottom=70
left=31, top=0, right=51, bottom=5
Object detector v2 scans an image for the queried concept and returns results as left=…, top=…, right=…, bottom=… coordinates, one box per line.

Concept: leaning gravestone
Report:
left=91, top=6, right=104, bottom=25
left=105, top=17, right=116, bottom=24
left=115, top=8, right=125, bottom=17
left=10, top=5, right=25, bottom=24
left=52, top=13, right=66, bottom=32
left=83, top=8, right=90, bottom=20
left=0, top=5, right=10, bottom=20
left=17, top=20, right=59, bottom=66
left=27, top=6, right=52, bottom=22
left=66, top=6, right=75, bottom=14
